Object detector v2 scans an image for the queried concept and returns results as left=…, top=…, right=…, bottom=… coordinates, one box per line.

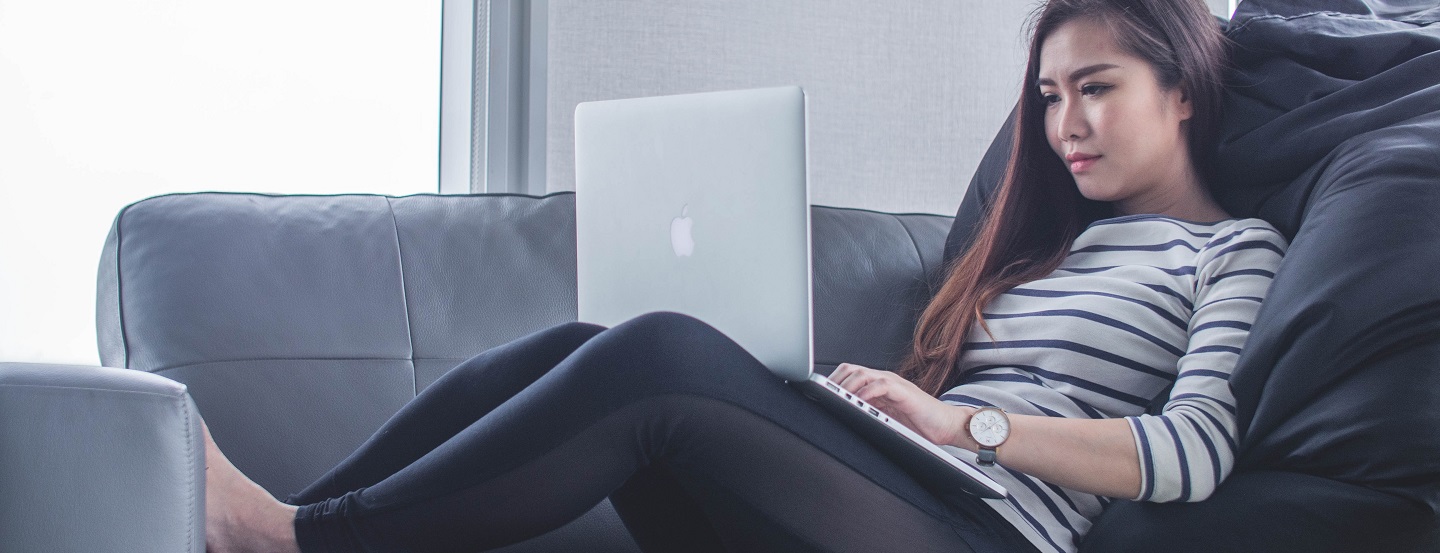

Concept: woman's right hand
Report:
left=829, top=363, right=976, bottom=449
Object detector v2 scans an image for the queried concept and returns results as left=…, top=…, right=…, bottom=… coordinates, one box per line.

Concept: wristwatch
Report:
left=967, top=407, right=1011, bottom=467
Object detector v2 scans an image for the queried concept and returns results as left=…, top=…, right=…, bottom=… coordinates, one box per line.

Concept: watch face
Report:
left=969, top=408, right=1009, bottom=447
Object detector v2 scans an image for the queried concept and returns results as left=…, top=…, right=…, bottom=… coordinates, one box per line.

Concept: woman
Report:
left=205, top=0, right=1288, bottom=551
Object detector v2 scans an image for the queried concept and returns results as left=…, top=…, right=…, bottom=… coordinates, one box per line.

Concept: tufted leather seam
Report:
left=813, top=203, right=949, bottom=218
left=148, top=357, right=465, bottom=374
left=384, top=197, right=420, bottom=398
left=181, top=390, right=195, bottom=551
left=125, top=189, right=577, bottom=202
left=0, top=383, right=187, bottom=399
left=893, top=214, right=931, bottom=293
left=115, top=201, right=132, bottom=370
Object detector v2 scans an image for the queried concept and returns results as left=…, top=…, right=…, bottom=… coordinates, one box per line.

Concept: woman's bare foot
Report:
left=203, top=420, right=301, bottom=553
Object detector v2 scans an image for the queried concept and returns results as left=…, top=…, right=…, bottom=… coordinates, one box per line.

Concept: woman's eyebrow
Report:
left=1037, top=63, right=1121, bottom=87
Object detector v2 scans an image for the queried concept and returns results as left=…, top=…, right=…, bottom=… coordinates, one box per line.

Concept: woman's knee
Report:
left=550, top=320, right=608, bottom=344
left=576, top=311, right=766, bottom=381
left=600, top=312, right=731, bottom=357
left=444, top=321, right=606, bottom=382
left=616, top=311, right=714, bottom=339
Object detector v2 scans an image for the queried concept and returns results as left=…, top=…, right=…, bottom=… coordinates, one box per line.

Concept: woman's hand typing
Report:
left=827, top=363, right=977, bottom=450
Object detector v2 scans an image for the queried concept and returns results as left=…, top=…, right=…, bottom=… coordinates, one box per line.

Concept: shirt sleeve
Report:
left=1126, top=222, right=1288, bottom=503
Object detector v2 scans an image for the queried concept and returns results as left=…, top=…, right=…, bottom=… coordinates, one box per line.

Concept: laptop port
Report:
left=867, top=407, right=880, bottom=417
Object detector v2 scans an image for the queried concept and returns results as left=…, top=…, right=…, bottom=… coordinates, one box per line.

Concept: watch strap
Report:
left=977, top=447, right=998, bottom=466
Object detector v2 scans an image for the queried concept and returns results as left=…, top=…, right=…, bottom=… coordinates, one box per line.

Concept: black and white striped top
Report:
left=938, top=214, right=1288, bottom=553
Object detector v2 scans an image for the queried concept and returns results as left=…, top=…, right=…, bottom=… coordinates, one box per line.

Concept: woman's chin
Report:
left=1074, top=181, right=1120, bottom=203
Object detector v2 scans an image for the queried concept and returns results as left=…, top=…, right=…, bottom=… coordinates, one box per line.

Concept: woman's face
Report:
left=1037, top=17, right=1196, bottom=215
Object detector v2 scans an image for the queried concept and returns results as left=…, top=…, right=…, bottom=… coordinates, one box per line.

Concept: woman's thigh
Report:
left=569, top=312, right=960, bottom=519
left=518, top=312, right=1020, bottom=550
left=610, top=395, right=992, bottom=553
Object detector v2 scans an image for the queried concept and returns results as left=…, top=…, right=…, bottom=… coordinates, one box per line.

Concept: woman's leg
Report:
left=280, top=312, right=1029, bottom=552
left=604, top=397, right=1012, bottom=553
left=608, top=463, right=727, bottom=552
left=286, top=321, right=608, bottom=505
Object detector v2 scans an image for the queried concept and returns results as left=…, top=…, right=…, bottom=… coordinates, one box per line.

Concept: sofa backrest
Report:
left=97, top=191, right=952, bottom=496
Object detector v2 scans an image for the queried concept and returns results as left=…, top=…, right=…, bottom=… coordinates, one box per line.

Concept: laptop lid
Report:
left=573, top=86, right=813, bottom=382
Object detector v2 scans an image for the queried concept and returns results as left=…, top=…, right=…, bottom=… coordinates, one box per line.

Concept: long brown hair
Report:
left=899, top=0, right=1229, bottom=395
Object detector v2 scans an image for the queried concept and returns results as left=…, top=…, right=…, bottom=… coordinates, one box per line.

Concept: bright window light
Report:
left=0, top=1, right=441, bottom=365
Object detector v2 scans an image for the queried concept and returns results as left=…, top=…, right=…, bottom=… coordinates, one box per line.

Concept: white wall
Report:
left=546, top=0, right=1236, bottom=216
left=0, top=1, right=441, bottom=365
left=547, top=0, right=1036, bottom=217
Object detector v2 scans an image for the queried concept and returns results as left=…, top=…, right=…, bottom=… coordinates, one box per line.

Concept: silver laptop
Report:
left=574, top=86, right=1006, bottom=500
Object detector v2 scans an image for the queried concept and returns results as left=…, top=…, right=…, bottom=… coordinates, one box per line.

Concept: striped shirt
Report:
left=938, top=214, right=1288, bottom=553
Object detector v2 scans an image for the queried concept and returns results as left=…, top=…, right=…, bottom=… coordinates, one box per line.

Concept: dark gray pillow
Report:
left=941, top=105, right=1012, bottom=269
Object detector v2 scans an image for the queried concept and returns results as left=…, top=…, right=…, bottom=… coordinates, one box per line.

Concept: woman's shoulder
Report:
left=1084, top=214, right=1288, bottom=250
left=1187, top=217, right=1290, bottom=284
left=1204, top=217, right=1290, bottom=254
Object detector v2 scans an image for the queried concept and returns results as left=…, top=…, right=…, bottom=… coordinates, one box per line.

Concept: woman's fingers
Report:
left=831, top=363, right=878, bottom=393
left=834, top=365, right=924, bottom=419
left=838, top=366, right=900, bottom=407
left=831, top=365, right=935, bottom=437
left=830, top=365, right=961, bottom=444
left=830, top=363, right=858, bottom=388
left=853, top=375, right=890, bottom=404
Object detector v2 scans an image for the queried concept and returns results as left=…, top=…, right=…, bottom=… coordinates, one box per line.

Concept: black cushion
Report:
left=1082, top=470, right=1440, bottom=553
left=943, top=1, right=1440, bottom=550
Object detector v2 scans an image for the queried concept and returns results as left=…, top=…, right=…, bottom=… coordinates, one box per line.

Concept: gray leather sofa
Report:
left=0, top=190, right=951, bottom=552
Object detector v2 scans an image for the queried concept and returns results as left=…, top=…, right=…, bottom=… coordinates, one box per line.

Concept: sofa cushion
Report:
left=1205, top=0, right=1440, bottom=516
left=1082, top=470, right=1440, bottom=552
left=811, top=206, right=953, bottom=373
left=388, top=194, right=582, bottom=390
left=98, top=193, right=416, bottom=372
left=96, top=192, right=584, bottom=498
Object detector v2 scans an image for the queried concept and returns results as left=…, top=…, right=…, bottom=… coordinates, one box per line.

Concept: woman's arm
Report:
left=978, top=407, right=1142, bottom=499
left=828, top=363, right=1141, bottom=499
left=833, top=223, right=1290, bottom=503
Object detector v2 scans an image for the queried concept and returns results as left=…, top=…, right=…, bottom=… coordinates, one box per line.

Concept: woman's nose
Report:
left=1054, top=101, right=1087, bottom=143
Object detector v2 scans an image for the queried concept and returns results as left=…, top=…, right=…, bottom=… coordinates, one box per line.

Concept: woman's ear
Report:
left=1173, top=88, right=1194, bottom=121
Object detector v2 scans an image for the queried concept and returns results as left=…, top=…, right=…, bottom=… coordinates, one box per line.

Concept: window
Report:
left=439, top=0, right=547, bottom=195
left=0, top=0, right=441, bottom=365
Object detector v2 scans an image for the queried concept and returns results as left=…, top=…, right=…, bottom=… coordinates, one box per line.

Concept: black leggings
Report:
left=286, top=312, right=1037, bottom=553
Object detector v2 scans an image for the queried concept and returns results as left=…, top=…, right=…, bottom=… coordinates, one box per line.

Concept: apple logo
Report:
left=670, top=204, right=695, bottom=257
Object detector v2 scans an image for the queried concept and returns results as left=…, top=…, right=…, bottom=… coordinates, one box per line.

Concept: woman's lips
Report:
left=1066, top=154, right=1101, bottom=173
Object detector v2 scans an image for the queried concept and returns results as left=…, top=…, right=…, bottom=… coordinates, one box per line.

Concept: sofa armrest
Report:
left=0, top=363, right=205, bottom=553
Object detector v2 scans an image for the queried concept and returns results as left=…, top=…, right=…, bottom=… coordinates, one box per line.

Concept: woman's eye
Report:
left=1041, top=93, right=1060, bottom=105
left=1080, top=84, right=1109, bottom=96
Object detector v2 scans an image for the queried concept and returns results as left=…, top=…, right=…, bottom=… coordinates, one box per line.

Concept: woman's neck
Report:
left=1114, top=165, right=1230, bottom=223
